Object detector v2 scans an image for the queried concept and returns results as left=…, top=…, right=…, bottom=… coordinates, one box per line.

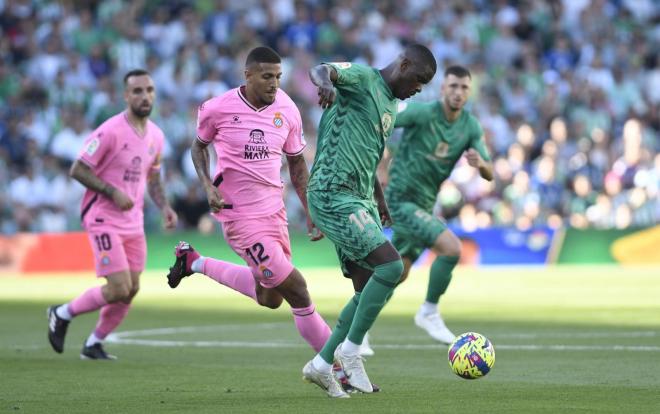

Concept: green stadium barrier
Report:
left=556, top=227, right=654, bottom=264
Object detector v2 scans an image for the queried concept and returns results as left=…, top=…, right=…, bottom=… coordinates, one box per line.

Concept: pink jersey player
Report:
left=78, top=112, right=165, bottom=235
left=47, top=70, right=178, bottom=361
left=196, top=86, right=306, bottom=224
left=195, top=86, right=306, bottom=286
left=165, top=47, right=344, bottom=396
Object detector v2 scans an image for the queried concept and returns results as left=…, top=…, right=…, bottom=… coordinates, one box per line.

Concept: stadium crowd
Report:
left=0, top=0, right=658, bottom=234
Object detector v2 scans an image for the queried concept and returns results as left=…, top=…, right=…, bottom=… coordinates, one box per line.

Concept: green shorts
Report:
left=388, top=198, right=447, bottom=262
left=307, top=190, right=387, bottom=274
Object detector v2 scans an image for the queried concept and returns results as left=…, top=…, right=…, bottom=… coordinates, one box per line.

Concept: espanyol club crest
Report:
left=273, top=112, right=283, bottom=128
left=261, top=267, right=273, bottom=278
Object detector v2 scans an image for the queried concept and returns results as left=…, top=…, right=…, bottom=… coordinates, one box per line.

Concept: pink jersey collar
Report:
left=238, top=86, right=272, bottom=113
left=123, top=111, right=149, bottom=138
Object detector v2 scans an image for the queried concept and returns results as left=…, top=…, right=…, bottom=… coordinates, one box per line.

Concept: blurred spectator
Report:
left=0, top=113, right=31, bottom=168
left=50, top=107, right=91, bottom=163
left=8, top=163, right=49, bottom=231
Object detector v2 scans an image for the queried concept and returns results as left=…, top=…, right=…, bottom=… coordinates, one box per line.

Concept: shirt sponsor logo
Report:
left=123, top=156, right=142, bottom=182
left=245, top=129, right=269, bottom=159
left=273, top=112, right=283, bottom=128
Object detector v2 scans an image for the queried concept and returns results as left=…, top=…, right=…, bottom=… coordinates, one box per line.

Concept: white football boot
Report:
left=302, top=360, right=350, bottom=398
left=414, top=310, right=456, bottom=344
left=334, top=346, right=373, bottom=393
left=358, top=332, right=375, bottom=357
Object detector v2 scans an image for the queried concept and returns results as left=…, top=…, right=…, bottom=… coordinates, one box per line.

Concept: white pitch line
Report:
left=494, top=331, right=658, bottom=339
left=110, top=325, right=659, bottom=339
left=112, top=323, right=286, bottom=338
left=105, top=326, right=660, bottom=352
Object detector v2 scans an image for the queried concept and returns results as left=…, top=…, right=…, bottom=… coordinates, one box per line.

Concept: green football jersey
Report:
left=308, top=62, right=398, bottom=199
left=386, top=101, right=490, bottom=211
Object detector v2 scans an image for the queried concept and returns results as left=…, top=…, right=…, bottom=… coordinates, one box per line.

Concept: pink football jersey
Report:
left=196, top=86, right=306, bottom=221
left=78, top=112, right=165, bottom=233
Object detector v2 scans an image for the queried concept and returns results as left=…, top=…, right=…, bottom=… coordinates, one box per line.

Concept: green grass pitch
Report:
left=1, top=265, right=659, bottom=413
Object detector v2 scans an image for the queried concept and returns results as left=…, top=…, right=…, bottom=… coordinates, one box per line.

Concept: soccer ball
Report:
left=447, top=332, right=495, bottom=379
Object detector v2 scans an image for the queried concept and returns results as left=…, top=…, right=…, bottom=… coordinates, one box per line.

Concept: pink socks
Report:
left=93, top=303, right=131, bottom=339
left=202, top=259, right=330, bottom=352
left=202, top=258, right=258, bottom=301
left=292, top=304, right=331, bottom=353
left=68, top=286, right=108, bottom=316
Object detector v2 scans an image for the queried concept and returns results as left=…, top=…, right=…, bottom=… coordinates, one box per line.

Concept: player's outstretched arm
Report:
left=147, top=170, right=178, bottom=229
left=308, top=64, right=337, bottom=109
left=190, top=138, right=225, bottom=213
left=286, top=154, right=323, bottom=241
left=70, top=160, right=133, bottom=211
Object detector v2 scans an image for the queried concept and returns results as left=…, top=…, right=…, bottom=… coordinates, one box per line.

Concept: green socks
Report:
left=425, top=255, right=459, bottom=304
left=319, top=260, right=405, bottom=363
left=346, top=260, right=403, bottom=345
left=319, top=292, right=361, bottom=363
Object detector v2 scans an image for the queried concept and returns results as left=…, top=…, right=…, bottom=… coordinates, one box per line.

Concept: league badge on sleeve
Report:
left=86, top=137, right=100, bottom=156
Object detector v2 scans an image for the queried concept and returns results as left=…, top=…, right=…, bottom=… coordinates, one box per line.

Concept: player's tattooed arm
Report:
left=70, top=160, right=133, bottom=210
left=309, top=64, right=337, bottom=109
left=374, top=178, right=392, bottom=226
left=147, top=170, right=168, bottom=209
left=286, top=154, right=310, bottom=210
left=191, top=139, right=213, bottom=188
left=147, top=169, right=178, bottom=229
left=191, top=139, right=224, bottom=213
left=287, top=154, right=323, bottom=241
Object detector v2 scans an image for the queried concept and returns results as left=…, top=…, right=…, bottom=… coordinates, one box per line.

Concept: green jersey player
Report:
left=385, top=65, right=494, bottom=343
left=302, top=44, right=437, bottom=397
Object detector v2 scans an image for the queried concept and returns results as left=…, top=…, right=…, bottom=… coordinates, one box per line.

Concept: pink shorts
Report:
left=87, top=231, right=146, bottom=277
left=221, top=208, right=294, bottom=289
